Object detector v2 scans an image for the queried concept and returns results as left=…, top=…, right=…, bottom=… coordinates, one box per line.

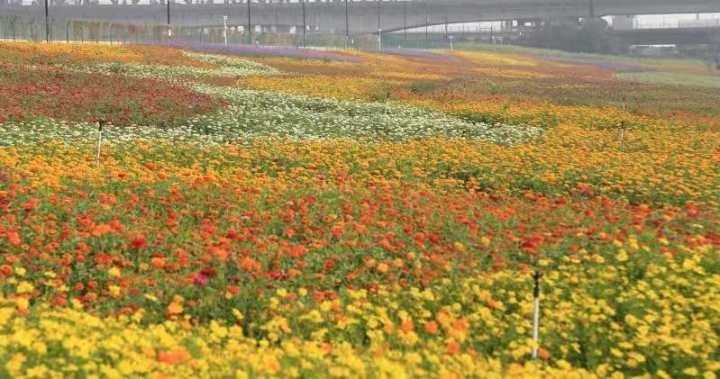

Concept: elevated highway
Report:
left=2, top=0, right=720, bottom=34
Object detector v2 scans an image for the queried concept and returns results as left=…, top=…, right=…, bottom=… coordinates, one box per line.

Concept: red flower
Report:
left=129, top=235, right=147, bottom=250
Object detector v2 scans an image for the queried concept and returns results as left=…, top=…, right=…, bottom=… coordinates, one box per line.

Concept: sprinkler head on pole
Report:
left=532, top=271, right=543, bottom=297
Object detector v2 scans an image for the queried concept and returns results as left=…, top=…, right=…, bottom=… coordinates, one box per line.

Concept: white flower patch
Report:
left=0, top=118, right=202, bottom=147
left=186, top=85, right=544, bottom=144
left=78, top=52, right=278, bottom=84
left=184, top=52, right=280, bottom=75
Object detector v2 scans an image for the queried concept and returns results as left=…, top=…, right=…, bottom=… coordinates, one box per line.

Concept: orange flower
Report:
left=208, top=246, right=229, bottom=261
left=239, top=257, right=261, bottom=272
left=400, top=320, right=415, bottom=332
left=150, top=257, right=166, bottom=269
left=167, top=302, right=183, bottom=316
left=538, top=348, right=551, bottom=361
left=452, top=319, right=469, bottom=333
left=6, top=231, right=21, bottom=246
left=157, top=349, right=191, bottom=365
left=446, top=339, right=461, bottom=355
left=376, top=262, right=389, bottom=274
left=424, top=321, right=439, bottom=335
left=227, top=285, right=240, bottom=296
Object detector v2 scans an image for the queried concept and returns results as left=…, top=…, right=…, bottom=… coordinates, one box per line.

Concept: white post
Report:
left=96, top=122, right=104, bottom=168
left=532, top=297, right=540, bottom=359
left=531, top=271, right=543, bottom=360
left=377, top=28, right=382, bottom=51
left=223, top=16, right=229, bottom=46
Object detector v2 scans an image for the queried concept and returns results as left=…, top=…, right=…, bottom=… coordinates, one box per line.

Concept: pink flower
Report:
left=192, top=272, right=209, bottom=286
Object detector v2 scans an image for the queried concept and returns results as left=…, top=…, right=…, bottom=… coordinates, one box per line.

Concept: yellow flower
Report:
left=108, top=285, right=121, bottom=298
left=617, top=249, right=629, bottom=262
left=16, top=281, right=34, bottom=294
left=108, top=267, right=121, bottom=278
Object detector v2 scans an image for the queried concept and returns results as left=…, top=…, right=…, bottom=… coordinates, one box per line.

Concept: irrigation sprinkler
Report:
left=531, top=270, right=543, bottom=360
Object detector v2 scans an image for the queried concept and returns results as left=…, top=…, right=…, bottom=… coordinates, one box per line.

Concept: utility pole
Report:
left=344, top=0, right=349, bottom=48
left=44, top=0, right=49, bottom=42
left=223, top=15, right=228, bottom=45
left=246, top=0, right=252, bottom=44
left=376, top=0, right=381, bottom=31
left=402, top=0, right=407, bottom=41
left=444, top=16, right=448, bottom=41
left=301, top=0, right=306, bottom=47
left=166, top=0, right=171, bottom=40
left=424, top=2, right=429, bottom=48
left=377, top=28, right=382, bottom=50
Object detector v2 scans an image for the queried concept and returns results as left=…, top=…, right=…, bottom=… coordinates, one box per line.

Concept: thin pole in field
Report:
left=301, top=0, right=306, bottom=47
left=44, top=0, right=49, bottom=42
left=377, top=28, right=382, bottom=51
left=247, top=0, right=252, bottom=44
left=345, top=0, right=350, bottom=48
left=96, top=122, right=104, bottom=168
left=166, top=0, right=172, bottom=41
left=531, top=271, right=543, bottom=360
left=402, top=0, right=407, bottom=41
left=223, top=15, right=228, bottom=45
left=376, top=0, right=381, bottom=31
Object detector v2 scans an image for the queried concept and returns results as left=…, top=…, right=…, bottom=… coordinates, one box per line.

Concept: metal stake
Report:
left=531, top=271, right=543, bottom=360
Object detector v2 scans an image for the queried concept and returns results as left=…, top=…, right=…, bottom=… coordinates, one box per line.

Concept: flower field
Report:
left=0, top=41, right=719, bottom=378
